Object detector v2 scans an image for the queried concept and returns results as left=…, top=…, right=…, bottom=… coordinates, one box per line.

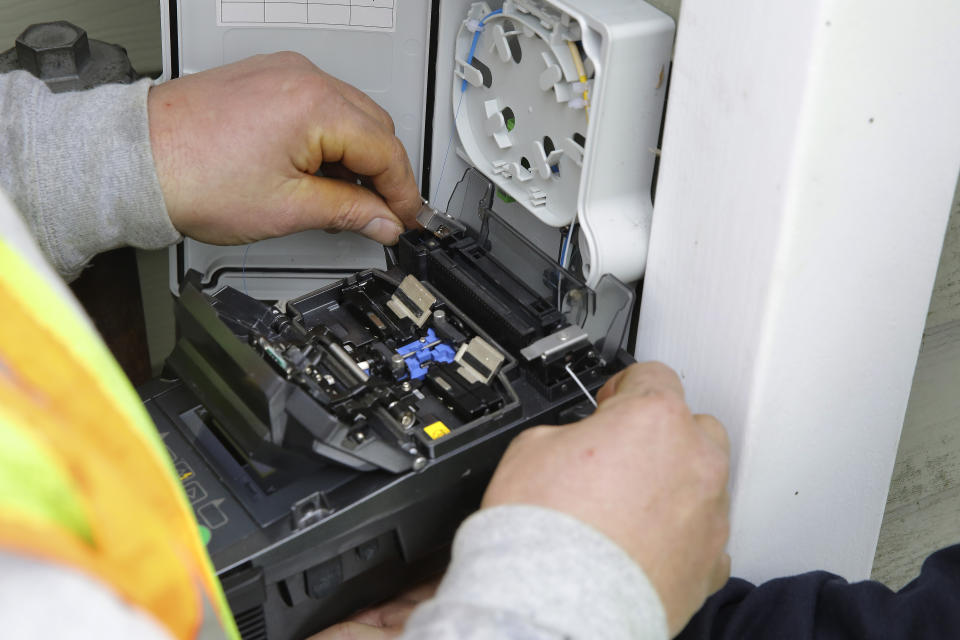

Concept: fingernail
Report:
left=360, top=218, right=404, bottom=245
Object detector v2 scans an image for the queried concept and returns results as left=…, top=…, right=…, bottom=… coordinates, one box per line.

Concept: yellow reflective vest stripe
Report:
left=0, top=239, right=240, bottom=640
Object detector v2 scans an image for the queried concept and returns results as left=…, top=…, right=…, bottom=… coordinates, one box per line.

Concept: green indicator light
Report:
left=506, top=117, right=516, bottom=132
left=198, top=524, right=212, bottom=546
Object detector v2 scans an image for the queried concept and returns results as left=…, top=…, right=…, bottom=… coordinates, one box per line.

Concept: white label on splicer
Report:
left=218, top=1, right=396, bottom=31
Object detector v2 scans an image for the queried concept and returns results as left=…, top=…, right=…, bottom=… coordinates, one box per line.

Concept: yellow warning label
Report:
left=423, top=421, right=451, bottom=440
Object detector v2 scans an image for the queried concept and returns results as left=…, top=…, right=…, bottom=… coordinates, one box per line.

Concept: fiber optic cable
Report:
left=436, top=8, right=503, bottom=204
left=462, top=9, right=503, bottom=92
left=561, top=221, right=577, bottom=268
left=557, top=221, right=578, bottom=310
left=567, top=40, right=589, bottom=122
left=433, top=91, right=464, bottom=204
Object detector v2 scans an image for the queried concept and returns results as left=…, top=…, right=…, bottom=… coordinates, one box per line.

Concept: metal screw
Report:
left=400, top=411, right=415, bottom=428
left=401, top=381, right=412, bottom=392
left=433, top=310, right=446, bottom=321
left=16, top=22, right=90, bottom=80
left=413, top=457, right=428, bottom=471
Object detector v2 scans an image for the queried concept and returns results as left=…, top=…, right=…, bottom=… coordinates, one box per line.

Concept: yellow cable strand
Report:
left=567, top=40, right=589, bottom=122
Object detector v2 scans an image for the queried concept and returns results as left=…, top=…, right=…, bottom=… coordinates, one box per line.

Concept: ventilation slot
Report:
left=235, top=605, right=268, bottom=640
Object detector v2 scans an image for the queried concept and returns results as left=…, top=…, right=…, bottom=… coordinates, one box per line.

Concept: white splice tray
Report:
left=452, top=0, right=673, bottom=285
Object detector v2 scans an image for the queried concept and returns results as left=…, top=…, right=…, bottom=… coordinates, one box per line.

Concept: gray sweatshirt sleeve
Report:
left=0, top=552, right=173, bottom=640
left=0, top=70, right=179, bottom=281
left=402, top=505, right=668, bottom=640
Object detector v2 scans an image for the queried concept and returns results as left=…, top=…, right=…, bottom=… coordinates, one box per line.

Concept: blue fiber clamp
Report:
left=396, top=329, right=456, bottom=380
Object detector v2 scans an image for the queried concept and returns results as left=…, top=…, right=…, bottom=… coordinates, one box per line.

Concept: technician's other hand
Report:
left=306, top=580, right=439, bottom=640
left=148, top=52, right=421, bottom=246
left=482, top=362, right=731, bottom=636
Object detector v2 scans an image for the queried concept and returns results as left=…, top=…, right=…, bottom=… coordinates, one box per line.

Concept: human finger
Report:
left=305, top=621, right=396, bottom=640
left=394, top=577, right=441, bottom=604
left=348, top=578, right=439, bottom=629
left=348, top=597, right=416, bottom=628
left=708, top=552, right=732, bottom=594
left=320, top=162, right=360, bottom=185
left=287, top=175, right=404, bottom=244
left=694, top=414, right=730, bottom=454
left=594, top=368, right=626, bottom=406
left=369, top=600, right=418, bottom=630
left=595, top=361, right=685, bottom=406
left=329, top=74, right=396, bottom=133
left=312, top=105, right=421, bottom=227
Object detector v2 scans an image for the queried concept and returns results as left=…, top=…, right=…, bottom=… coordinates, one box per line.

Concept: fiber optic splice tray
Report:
left=141, top=173, right=636, bottom=640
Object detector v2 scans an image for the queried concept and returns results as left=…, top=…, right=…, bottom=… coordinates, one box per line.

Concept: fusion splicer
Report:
left=143, top=170, right=636, bottom=638
left=146, top=1, right=672, bottom=638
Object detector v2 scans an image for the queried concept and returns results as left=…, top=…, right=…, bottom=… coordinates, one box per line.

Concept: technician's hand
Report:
left=306, top=580, right=439, bottom=640
left=482, top=362, right=731, bottom=636
left=148, top=52, right=421, bottom=246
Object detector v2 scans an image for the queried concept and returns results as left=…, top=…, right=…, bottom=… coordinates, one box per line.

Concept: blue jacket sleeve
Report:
left=676, top=544, right=960, bottom=639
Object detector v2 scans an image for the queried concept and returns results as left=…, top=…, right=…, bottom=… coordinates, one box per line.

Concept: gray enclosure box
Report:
left=161, top=0, right=434, bottom=299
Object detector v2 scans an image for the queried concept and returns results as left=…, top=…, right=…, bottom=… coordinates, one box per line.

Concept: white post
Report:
left=638, top=0, right=960, bottom=582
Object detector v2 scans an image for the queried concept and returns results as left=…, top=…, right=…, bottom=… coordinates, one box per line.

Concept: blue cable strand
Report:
left=435, top=8, right=503, bottom=205
left=461, top=9, right=503, bottom=92
left=557, top=222, right=577, bottom=310
left=561, top=222, right=577, bottom=268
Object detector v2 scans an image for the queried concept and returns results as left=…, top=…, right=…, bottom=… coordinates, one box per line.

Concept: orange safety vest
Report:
left=0, top=238, right=241, bottom=640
